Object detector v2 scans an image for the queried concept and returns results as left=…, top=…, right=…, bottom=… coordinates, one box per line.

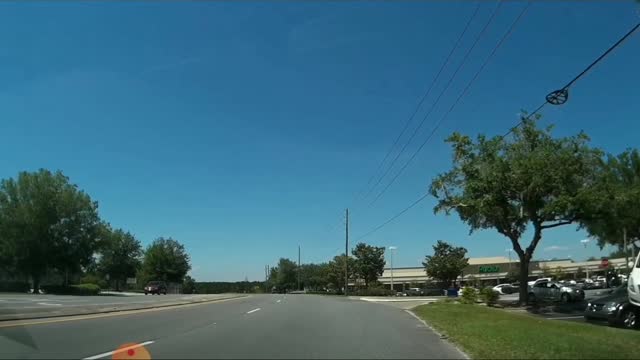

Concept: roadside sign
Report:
left=600, top=259, right=609, bottom=268
left=126, top=277, right=137, bottom=284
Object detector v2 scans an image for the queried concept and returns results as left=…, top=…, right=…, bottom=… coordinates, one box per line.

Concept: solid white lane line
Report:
left=83, top=340, right=155, bottom=360
left=246, top=308, right=261, bottom=314
left=276, top=299, right=281, bottom=303
left=37, top=303, right=62, bottom=306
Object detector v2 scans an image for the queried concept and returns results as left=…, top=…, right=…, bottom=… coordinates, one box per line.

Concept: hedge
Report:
left=42, top=283, right=101, bottom=295
left=354, top=288, right=395, bottom=296
left=0, top=281, right=31, bottom=293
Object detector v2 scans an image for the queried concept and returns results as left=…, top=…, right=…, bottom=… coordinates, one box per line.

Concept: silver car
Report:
left=529, top=280, right=585, bottom=303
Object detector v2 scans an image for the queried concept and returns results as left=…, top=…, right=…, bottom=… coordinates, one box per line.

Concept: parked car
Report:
left=144, top=281, right=167, bottom=295
left=578, top=280, right=595, bottom=290
left=404, top=287, right=424, bottom=296
left=628, top=252, right=640, bottom=307
left=593, top=280, right=606, bottom=289
left=584, top=284, right=637, bottom=329
left=529, top=280, right=584, bottom=303
left=493, top=284, right=515, bottom=295
left=528, top=277, right=552, bottom=287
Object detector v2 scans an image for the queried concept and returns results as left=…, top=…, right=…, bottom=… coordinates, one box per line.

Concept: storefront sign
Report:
left=479, top=265, right=500, bottom=273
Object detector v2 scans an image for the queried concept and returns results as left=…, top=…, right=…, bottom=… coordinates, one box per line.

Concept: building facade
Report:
left=378, top=256, right=627, bottom=290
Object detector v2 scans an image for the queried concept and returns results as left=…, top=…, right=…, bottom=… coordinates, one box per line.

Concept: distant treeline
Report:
left=194, top=281, right=265, bottom=294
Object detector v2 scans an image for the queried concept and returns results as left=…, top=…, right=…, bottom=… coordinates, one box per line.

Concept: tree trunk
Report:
left=32, top=274, right=41, bottom=294
left=518, top=257, right=530, bottom=306
left=64, top=268, right=69, bottom=287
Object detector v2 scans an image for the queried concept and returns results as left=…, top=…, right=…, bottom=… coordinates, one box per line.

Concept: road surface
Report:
left=0, top=294, right=465, bottom=359
left=0, top=293, right=241, bottom=321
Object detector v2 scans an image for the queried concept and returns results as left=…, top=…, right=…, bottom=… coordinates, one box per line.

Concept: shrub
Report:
left=354, top=288, right=395, bottom=296
left=42, top=283, right=101, bottom=295
left=72, top=283, right=101, bottom=295
left=480, top=287, right=499, bottom=306
left=0, top=281, right=31, bottom=293
left=460, top=287, right=478, bottom=304
left=79, top=274, right=109, bottom=289
left=423, top=288, right=446, bottom=296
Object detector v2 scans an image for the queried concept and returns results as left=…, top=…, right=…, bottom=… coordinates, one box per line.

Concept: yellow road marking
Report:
left=0, top=295, right=248, bottom=328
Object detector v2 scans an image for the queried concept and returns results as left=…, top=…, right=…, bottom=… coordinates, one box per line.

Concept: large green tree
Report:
left=275, top=258, right=298, bottom=291
left=327, top=255, right=356, bottom=292
left=579, top=149, right=640, bottom=265
left=422, top=240, right=468, bottom=288
left=0, top=169, right=102, bottom=291
left=430, top=119, right=602, bottom=304
left=140, top=237, right=191, bottom=283
left=351, top=243, right=386, bottom=288
left=299, top=263, right=330, bottom=291
left=98, top=227, right=143, bottom=291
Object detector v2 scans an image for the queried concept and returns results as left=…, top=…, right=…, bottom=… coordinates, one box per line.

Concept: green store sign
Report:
left=479, top=266, right=500, bottom=273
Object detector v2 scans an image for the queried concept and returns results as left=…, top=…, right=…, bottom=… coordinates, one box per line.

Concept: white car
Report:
left=493, top=284, right=515, bottom=295
left=628, top=253, right=640, bottom=306
left=528, top=277, right=552, bottom=287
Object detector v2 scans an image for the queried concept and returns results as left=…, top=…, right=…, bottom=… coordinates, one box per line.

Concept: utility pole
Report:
left=624, top=227, right=629, bottom=272
left=298, top=245, right=301, bottom=291
left=389, top=246, right=397, bottom=292
left=345, top=208, right=349, bottom=297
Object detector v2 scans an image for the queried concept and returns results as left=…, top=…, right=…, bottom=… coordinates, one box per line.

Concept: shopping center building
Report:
left=377, top=256, right=628, bottom=290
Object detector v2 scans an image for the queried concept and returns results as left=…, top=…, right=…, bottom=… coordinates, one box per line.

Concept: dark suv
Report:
left=144, top=281, right=167, bottom=295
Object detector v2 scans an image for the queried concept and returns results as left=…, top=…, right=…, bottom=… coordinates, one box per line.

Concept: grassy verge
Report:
left=413, top=303, right=639, bottom=359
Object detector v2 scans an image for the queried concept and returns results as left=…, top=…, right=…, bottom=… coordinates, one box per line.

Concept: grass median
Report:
left=412, top=302, right=639, bottom=359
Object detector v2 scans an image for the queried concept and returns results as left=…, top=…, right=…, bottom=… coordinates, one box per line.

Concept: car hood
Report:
left=591, top=292, right=627, bottom=304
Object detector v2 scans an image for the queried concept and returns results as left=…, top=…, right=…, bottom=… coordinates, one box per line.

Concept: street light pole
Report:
left=345, top=208, right=349, bottom=297
left=389, top=246, right=397, bottom=292
left=581, top=238, right=590, bottom=279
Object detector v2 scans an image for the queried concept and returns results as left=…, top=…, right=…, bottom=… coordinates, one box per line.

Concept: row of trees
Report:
left=0, top=169, right=191, bottom=292
left=267, top=242, right=386, bottom=292
left=430, top=118, right=639, bottom=304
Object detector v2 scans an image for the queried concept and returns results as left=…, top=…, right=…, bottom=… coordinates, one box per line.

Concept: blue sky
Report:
left=1, top=1, right=638, bottom=281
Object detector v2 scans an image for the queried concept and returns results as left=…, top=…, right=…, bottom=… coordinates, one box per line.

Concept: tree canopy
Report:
left=0, top=169, right=103, bottom=290
left=422, top=240, right=468, bottom=287
left=98, top=227, right=143, bottom=291
left=430, top=118, right=603, bottom=303
left=275, top=258, right=298, bottom=291
left=579, top=149, right=640, bottom=254
left=140, top=237, right=191, bottom=283
left=351, top=242, right=386, bottom=287
left=327, top=255, right=356, bottom=291
left=299, top=263, right=330, bottom=291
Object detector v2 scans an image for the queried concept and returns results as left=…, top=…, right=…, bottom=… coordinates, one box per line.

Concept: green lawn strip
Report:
left=413, top=303, right=640, bottom=359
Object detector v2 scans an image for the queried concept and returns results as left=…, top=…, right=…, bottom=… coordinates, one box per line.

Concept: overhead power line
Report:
left=351, top=2, right=483, bottom=206
left=356, top=17, right=640, bottom=241
left=362, top=1, right=504, bottom=206
left=356, top=193, right=429, bottom=241
left=368, top=1, right=531, bottom=207
left=504, top=20, right=640, bottom=138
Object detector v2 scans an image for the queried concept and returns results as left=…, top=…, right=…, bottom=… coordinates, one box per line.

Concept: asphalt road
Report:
left=0, top=294, right=465, bottom=359
left=0, top=293, right=240, bottom=321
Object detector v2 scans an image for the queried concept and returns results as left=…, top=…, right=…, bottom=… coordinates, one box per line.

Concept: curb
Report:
left=404, top=309, right=470, bottom=360
left=0, top=295, right=248, bottom=323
